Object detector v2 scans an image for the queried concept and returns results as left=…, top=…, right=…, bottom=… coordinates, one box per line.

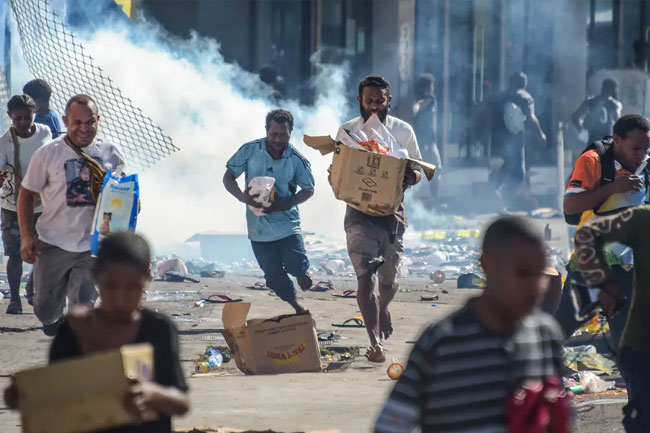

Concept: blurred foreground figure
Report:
left=375, top=216, right=569, bottom=433
left=576, top=206, right=650, bottom=432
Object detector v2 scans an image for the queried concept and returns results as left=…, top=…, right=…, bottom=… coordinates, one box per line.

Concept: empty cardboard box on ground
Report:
left=223, top=302, right=321, bottom=375
left=304, top=135, right=436, bottom=216
left=15, top=344, right=156, bottom=433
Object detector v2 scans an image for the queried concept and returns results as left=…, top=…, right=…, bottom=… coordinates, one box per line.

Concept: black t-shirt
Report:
left=49, top=308, right=188, bottom=433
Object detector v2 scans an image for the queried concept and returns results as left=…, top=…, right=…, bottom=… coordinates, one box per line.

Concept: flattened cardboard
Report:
left=15, top=344, right=156, bottom=433
left=304, top=134, right=436, bottom=216
left=223, top=302, right=322, bottom=375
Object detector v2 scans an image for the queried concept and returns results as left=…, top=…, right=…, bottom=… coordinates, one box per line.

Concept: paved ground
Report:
left=0, top=216, right=627, bottom=432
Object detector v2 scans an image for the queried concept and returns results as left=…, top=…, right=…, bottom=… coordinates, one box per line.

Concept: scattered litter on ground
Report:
left=565, top=345, right=616, bottom=373
left=317, top=332, right=341, bottom=344
left=430, top=271, right=445, bottom=283
left=387, top=360, right=404, bottom=380
left=576, top=371, right=615, bottom=393
left=192, top=347, right=232, bottom=376
left=457, top=273, right=485, bottom=289
left=420, top=295, right=439, bottom=301
left=165, top=271, right=201, bottom=283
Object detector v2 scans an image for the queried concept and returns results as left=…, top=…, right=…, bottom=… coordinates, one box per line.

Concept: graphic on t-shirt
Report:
left=65, top=157, right=102, bottom=207
left=1, top=163, right=16, bottom=205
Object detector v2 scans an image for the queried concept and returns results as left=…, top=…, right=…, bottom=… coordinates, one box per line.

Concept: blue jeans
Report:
left=620, top=347, right=650, bottom=432
left=250, top=234, right=310, bottom=302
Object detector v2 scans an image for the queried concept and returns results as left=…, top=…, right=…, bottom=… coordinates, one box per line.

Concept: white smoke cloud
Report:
left=74, top=27, right=350, bottom=257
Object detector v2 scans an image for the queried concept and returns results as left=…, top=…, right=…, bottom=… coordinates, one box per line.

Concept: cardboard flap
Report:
left=222, top=302, right=251, bottom=329
left=408, top=158, right=437, bottom=181
left=303, top=135, right=336, bottom=155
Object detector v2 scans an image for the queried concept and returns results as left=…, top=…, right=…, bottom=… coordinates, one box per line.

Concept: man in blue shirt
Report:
left=23, top=79, right=63, bottom=138
left=223, top=109, right=315, bottom=313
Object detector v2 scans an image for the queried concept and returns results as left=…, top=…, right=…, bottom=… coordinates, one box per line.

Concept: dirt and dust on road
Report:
left=0, top=216, right=627, bottom=433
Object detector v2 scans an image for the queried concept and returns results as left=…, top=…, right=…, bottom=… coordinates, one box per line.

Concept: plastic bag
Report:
left=90, top=171, right=139, bottom=256
left=343, top=114, right=407, bottom=158
left=248, top=176, right=275, bottom=216
left=578, top=371, right=614, bottom=393
left=360, top=114, right=401, bottom=154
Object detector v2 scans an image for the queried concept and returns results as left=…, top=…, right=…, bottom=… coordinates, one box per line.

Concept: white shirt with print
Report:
left=22, top=135, right=126, bottom=252
left=0, top=123, right=51, bottom=212
left=336, top=115, right=422, bottom=160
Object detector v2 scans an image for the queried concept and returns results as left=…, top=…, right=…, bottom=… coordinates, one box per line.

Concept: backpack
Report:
left=503, top=101, right=526, bottom=135
left=564, top=137, right=650, bottom=225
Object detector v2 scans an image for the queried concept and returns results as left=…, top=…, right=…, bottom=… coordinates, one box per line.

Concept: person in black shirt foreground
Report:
left=4, top=232, right=189, bottom=432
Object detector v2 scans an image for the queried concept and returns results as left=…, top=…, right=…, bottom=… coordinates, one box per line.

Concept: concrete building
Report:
left=136, top=0, right=650, bottom=163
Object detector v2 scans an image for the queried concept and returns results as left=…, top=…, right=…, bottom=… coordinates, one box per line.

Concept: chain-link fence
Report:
left=0, top=66, right=10, bottom=131
left=8, top=0, right=178, bottom=170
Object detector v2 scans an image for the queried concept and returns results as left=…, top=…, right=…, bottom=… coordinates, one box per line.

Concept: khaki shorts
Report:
left=345, top=222, right=403, bottom=285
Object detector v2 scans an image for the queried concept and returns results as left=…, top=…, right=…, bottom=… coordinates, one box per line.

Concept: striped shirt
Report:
left=374, top=300, right=565, bottom=433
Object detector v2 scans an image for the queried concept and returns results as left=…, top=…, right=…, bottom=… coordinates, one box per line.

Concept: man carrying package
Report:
left=223, top=109, right=315, bottom=314
left=18, top=94, right=126, bottom=336
left=336, top=75, right=423, bottom=363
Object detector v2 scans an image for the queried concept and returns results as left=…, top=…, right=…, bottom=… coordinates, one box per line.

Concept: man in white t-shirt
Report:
left=335, top=75, right=423, bottom=363
left=17, top=94, right=125, bottom=335
left=0, top=95, right=51, bottom=314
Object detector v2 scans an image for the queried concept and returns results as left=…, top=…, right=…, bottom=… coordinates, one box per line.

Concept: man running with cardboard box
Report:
left=335, top=75, right=424, bottom=363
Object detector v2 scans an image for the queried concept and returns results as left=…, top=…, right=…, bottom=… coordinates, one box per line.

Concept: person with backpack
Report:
left=556, top=114, right=650, bottom=361
left=572, top=78, right=622, bottom=146
left=490, top=72, right=547, bottom=211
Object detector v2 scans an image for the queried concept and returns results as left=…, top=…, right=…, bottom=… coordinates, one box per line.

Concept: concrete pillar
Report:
left=550, top=0, right=588, bottom=149
left=371, top=0, right=415, bottom=120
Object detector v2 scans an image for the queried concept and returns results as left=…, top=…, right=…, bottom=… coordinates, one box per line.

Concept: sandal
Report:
left=247, top=282, right=269, bottom=291
left=331, top=290, right=357, bottom=298
left=332, top=316, right=365, bottom=328
left=202, top=294, right=242, bottom=304
left=309, top=280, right=334, bottom=292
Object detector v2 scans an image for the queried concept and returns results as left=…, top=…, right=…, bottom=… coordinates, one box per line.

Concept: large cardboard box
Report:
left=223, top=302, right=322, bottom=375
left=304, top=135, right=436, bottom=216
left=15, top=343, right=156, bottom=433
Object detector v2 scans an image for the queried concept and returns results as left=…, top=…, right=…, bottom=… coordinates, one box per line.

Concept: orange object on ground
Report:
left=387, top=361, right=404, bottom=380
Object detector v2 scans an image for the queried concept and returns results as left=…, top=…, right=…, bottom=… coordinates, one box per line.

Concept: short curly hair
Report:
left=23, top=79, right=53, bottom=103
left=7, top=94, right=37, bottom=113
left=265, top=109, right=293, bottom=131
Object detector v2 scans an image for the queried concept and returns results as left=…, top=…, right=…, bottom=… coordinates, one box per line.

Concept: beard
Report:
left=359, top=102, right=389, bottom=123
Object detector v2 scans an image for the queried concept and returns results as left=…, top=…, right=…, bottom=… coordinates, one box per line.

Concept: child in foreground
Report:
left=5, top=232, right=189, bottom=432
left=374, top=216, right=569, bottom=433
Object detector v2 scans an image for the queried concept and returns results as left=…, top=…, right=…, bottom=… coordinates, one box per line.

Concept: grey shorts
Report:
left=1, top=209, right=40, bottom=258
left=345, top=222, right=404, bottom=285
left=33, top=240, right=96, bottom=326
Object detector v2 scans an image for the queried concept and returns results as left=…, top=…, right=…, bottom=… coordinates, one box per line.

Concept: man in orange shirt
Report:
left=557, top=114, right=650, bottom=358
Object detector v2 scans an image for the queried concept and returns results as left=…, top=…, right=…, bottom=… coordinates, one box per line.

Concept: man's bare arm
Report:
left=571, top=101, right=589, bottom=130
left=17, top=187, right=37, bottom=264
left=564, top=175, right=642, bottom=215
